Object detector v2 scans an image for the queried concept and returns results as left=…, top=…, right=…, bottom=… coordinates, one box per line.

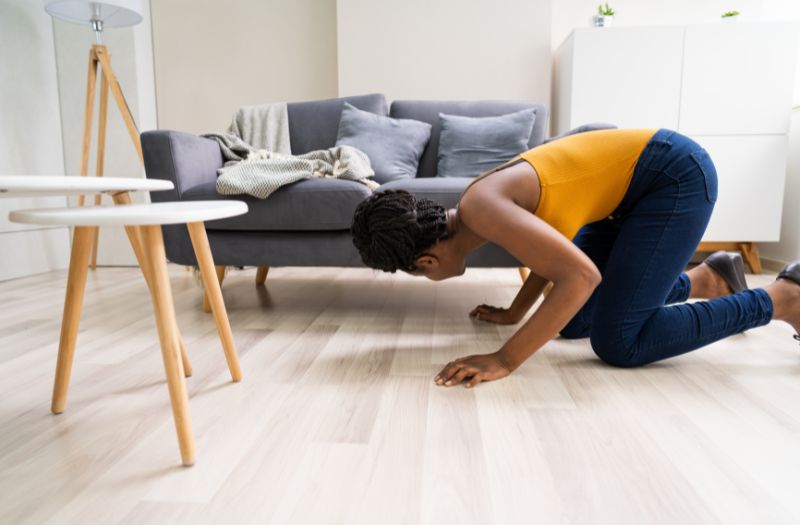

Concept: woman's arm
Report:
left=435, top=191, right=600, bottom=388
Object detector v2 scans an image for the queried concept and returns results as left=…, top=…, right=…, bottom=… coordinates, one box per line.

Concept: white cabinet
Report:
left=695, top=135, right=788, bottom=242
left=679, top=24, right=798, bottom=135
left=555, top=23, right=798, bottom=246
left=557, top=26, right=685, bottom=131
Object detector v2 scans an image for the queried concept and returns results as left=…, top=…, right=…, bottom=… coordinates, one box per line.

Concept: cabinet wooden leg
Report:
left=51, top=226, right=96, bottom=414
left=140, top=225, right=196, bottom=466
left=739, top=242, right=762, bottom=274
left=696, top=241, right=761, bottom=274
left=518, top=267, right=530, bottom=283
left=187, top=223, right=243, bottom=382
left=255, top=266, right=269, bottom=286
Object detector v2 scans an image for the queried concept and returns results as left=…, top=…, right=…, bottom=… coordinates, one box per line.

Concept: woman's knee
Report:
left=589, top=329, right=643, bottom=368
left=558, top=323, right=589, bottom=339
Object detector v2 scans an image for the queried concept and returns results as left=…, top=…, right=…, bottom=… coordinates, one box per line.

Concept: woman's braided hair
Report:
left=351, top=190, right=449, bottom=273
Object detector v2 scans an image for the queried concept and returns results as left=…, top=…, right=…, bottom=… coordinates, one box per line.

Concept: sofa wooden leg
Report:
left=203, top=265, right=226, bottom=313
left=255, top=266, right=269, bottom=286
left=518, top=267, right=530, bottom=283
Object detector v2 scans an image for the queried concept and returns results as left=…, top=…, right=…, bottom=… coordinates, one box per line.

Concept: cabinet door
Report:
left=695, top=135, right=788, bottom=242
left=568, top=27, right=684, bottom=130
left=680, top=23, right=798, bottom=135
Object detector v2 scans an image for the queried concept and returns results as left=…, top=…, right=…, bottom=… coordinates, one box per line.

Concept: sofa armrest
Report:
left=141, top=130, right=223, bottom=202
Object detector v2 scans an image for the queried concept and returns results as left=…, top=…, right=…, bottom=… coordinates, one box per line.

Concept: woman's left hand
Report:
left=434, top=352, right=513, bottom=388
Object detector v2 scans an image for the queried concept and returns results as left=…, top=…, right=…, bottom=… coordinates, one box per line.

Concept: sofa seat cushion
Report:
left=378, top=177, right=473, bottom=209
left=182, top=178, right=373, bottom=231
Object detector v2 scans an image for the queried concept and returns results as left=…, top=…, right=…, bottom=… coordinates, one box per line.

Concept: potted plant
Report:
left=721, top=10, right=740, bottom=22
left=593, top=3, right=615, bottom=27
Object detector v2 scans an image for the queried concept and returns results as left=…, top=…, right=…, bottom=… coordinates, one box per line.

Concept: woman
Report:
left=351, top=128, right=800, bottom=388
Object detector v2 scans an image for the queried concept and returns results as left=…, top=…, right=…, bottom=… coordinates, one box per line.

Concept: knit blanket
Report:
left=203, top=103, right=377, bottom=199
left=214, top=146, right=379, bottom=199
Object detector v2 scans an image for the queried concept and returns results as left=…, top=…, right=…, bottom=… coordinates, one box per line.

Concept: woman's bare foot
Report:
left=766, top=276, right=800, bottom=337
left=687, top=262, right=734, bottom=299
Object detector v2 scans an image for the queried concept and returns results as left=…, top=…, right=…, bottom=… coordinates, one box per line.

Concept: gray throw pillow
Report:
left=335, top=103, right=432, bottom=184
left=437, top=108, right=537, bottom=178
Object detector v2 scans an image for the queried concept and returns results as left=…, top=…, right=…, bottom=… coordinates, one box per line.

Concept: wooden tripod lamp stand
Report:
left=45, top=0, right=145, bottom=269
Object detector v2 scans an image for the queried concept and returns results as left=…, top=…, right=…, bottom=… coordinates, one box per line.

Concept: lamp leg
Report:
left=95, top=46, right=143, bottom=162
left=89, top=69, right=110, bottom=270
left=77, top=48, right=98, bottom=208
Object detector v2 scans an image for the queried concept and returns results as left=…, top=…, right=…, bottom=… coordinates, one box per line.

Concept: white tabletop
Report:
left=9, top=201, right=248, bottom=226
left=0, top=176, right=174, bottom=197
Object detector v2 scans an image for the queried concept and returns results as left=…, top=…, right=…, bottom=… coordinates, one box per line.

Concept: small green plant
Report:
left=598, top=3, right=615, bottom=16
left=721, top=10, right=740, bottom=18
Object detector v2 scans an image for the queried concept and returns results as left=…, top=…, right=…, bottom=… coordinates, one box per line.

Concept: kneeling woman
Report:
left=351, top=129, right=800, bottom=387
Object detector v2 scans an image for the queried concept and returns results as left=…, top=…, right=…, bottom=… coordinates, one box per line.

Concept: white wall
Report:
left=337, top=0, right=552, bottom=103
left=0, top=0, right=71, bottom=281
left=150, top=0, right=339, bottom=135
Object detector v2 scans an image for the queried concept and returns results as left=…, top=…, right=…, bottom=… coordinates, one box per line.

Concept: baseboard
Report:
left=760, top=256, right=789, bottom=273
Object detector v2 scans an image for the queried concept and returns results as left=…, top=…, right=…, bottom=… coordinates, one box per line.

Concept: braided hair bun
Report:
left=351, top=190, right=449, bottom=273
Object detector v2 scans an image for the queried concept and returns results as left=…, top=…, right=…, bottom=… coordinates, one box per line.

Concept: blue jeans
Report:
left=558, top=129, right=774, bottom=367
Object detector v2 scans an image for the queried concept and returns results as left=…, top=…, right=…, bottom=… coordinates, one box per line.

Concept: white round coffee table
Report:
left=9, top=199, right=248, bottom=466
left=1, top=176, right=208, bottom=395
left=0, top=175, right=175, bottom=269
left=0, top=175, right=173, bottom=197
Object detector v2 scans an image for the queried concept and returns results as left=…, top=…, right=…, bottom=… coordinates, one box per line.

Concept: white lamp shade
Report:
left=44, top=0, right=143, bottom=28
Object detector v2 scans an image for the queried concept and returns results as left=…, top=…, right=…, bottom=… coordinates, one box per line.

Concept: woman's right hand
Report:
left=469, top=304, right=521, bottom=325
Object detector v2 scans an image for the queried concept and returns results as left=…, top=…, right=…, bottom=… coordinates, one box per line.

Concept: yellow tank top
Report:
left=517, top=128, right=657, bottom=239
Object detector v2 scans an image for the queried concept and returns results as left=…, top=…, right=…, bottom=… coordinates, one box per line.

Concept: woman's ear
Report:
left=415, top=254, right=440, bottom=270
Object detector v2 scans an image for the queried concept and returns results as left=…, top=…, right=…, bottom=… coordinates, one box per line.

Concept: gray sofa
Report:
left=141, top=94, right=549, bottom=270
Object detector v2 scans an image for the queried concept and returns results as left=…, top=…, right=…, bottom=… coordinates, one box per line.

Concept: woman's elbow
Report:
left=576, top=265, right=602, bottom=292
left=552, top=265, right=601, bottom=296
left=586, top=266, right=602, bottom=288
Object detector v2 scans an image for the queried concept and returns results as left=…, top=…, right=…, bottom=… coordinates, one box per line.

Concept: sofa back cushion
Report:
left=336, top=103, right=432, bottom=184
left=437, top=108, right=537, bottom=178
left=287, top=94, right=388, bottom=155
left=390, top=100, right=548, bottom=178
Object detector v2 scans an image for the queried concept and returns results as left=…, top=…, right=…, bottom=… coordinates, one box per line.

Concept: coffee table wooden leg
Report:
left=202, top=266, right=225, bottom=314
left=112, top=193, right=193, bottom=377
left=186, top=222, right=242, bottom=382
left=51, top=226, right=96, bottom=414
left=141, top=225, right=196, bottom=466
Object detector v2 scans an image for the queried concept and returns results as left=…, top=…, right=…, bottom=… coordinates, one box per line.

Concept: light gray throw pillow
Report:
left=437, top=109, right=537, bottom=178
left=335, top=102, right=432, bottom=184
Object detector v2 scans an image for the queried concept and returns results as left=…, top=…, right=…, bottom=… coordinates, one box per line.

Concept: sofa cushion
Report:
left=390, top=100, right=548, bottom=178
left=378, top=177, right=473, bottom=209
left=287, top=94, right=388, bottom=155
left=182, top=178, right=373, bottom=231
left=335, top=103, right=432, bottom=184
left=437, top=108, right=536, bottom=178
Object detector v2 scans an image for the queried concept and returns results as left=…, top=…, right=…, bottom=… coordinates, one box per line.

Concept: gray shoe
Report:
left=777, top=261, right=800, bottom=344
left=703, top=251, right=748, bottom=293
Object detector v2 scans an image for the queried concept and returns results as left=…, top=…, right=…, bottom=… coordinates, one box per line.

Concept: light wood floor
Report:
left=0, top=265, right=799, bottom=525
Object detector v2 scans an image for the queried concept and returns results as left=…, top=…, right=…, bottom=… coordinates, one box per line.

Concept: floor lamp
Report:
left=44, top=0, right=145, bottom=269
